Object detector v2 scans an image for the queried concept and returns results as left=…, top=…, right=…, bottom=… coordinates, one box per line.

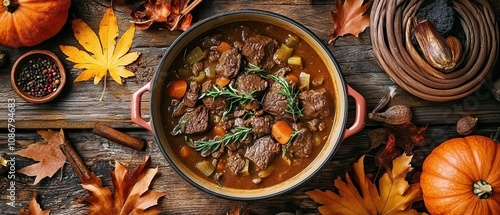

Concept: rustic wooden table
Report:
left=1, top=0, right=499, bottom=214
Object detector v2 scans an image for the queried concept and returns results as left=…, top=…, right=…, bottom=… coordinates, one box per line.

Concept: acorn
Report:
left=456, top=116, right=477, bottom=136
left=0, top=50, right=6, bottom=67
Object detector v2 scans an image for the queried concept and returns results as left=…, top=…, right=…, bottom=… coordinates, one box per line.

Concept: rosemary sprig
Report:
left=193, top=127, right=253, bottom=152
left=282, top=130, right=300, bottom=157
left=199, top=84, right=256, bottom=118
left=268, top=75, right=303, bottom=120
left=245, top=63, right=265, bottom=74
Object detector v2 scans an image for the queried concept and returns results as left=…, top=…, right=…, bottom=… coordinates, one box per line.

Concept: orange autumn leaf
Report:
left=78, top=156, right=167, bottom=215
left=328, top=0, right=371, bottom=45
left=19, top=193, right=50, bottom=215
left=17, top=130, right=67, bottom=185
left=60, top=7, right=140, bottom=100
left=306, top=154, right=424, bottom=215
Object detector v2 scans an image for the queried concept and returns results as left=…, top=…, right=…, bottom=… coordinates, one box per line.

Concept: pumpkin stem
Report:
left=473, top=180, right=493, bottom=199
left=3, top=0, right=19, bottom=13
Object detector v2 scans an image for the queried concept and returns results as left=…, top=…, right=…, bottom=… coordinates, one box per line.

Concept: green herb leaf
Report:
left=193, top=127, right=253, bottom=152
left=282, top=130, right=300, bottom=157
left=199, top=84, right=256, bottom=118
left=268, top=75, right=303, bottom=120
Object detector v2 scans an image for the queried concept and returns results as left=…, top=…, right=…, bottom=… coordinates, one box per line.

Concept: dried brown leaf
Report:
left=19, top=193, right=50, bottom=215
left=79, top=156, right=167, bottom=215
left=227, top=204, right=249, bottom=215
left=17, top=130, right=67, bottom=185
left=131, top=0, right=201, bottom=30
left=306, top=154, right=424, bottom=215
left=329, top=0, right=371, bottom=45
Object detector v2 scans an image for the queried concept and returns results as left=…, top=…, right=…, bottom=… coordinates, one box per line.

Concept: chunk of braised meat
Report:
left=183, top=81, right=200, bottom=108
left=180, top=105, right=209, bottom=134
left=307, top=118, right=326, bottom=132
left=227, top=122, right=253, bottom=151
left=208, top=50, right=221, bottom=63
left=312, top=75, right=325, bottom=87
left=191, top=61, right=203, bottom=76
left=236, top=73, right=268, bottom=94
left=242, top=35, right=279, bottom=70
left=212, top=145, right=225, bottom=159
left=299, top=88, right=330, bottom=119
left=217, top=119, right=234, bottom=131
left=202, top=33, right=221, bottom=48
left=227, top=152, right=246, bottom=175
left=233, top=109, right=247, bottom=118
left=172, top=102, right=188, bottom=117
left=262, top=82, right=293, bottom=120
left=244, top=136, right=280, bottom=170
left=216, top=48, right=241, bottom=79
left=201, top=80, right=227, bottom=115
left=288, top=128, right=314, bottom=158
left=248, top=115, right=273, bottom=137
left=243, top=100, right=260, bottom=111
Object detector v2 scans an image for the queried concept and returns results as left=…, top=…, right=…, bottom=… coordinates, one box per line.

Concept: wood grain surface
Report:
left=0, top=0, right=499, bottom=214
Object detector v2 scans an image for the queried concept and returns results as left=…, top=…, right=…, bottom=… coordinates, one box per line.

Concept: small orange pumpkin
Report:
left=421, top=135, right=500, bottom=214
left=0, top=0, right=71, bottom=48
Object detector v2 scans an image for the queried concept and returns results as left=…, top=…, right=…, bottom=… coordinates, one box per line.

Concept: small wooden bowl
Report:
left=10, top=50, right=66, bottom=104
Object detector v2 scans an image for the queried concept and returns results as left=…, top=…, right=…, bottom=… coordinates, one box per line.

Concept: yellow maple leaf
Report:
left=60, top=7, right=140, bottom=100
left=306, top=154, right=424, bottom=215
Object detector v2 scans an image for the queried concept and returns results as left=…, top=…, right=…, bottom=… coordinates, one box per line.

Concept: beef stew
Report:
left=163, top=21, right=335, bottom=189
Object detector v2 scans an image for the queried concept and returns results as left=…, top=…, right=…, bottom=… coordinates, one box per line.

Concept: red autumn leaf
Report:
left=371, top=122, right=427, bottom=171
left=19, top=193, right=50, bottom=215
left=375, top=133, right=402, bottom=172
left=17, top=130, right=67, bottom=185
left=78, top=156, right=167, bottom=215
left=386, top=123, right=427, bottom=154
left=227, top=204, right=249, bottom=215
left=329, top=0, right=371, bottom=45
left=131, top=0, right=202, bottom=30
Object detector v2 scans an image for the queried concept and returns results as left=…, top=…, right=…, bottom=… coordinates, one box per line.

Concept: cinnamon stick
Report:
left=60, top=141, right=91, bottom=181
left=93, top=123, right=145, bottom=151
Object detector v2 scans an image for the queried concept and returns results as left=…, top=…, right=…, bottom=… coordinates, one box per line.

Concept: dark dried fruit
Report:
left=456, top=116, right=477, bottom=135
left=368, top=105, right=412, bottom=125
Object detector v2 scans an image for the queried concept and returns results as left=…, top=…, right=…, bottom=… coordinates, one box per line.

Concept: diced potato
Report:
left=299, top=72, right=311, bottom=90
left=241, top=159, right=250, bottom=176
left=185, top=46, right=206, bottom=65
left=288, top=56, right=303, bottom=67
left=285, top=34, right=300, bottom=47
left=274, top=44, right=294, bottom=63
left=190, top=71, right=206, bottom=83
left=195, top=160, right=215, bottom=177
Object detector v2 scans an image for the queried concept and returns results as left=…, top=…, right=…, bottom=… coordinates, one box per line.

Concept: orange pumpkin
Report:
left=421, top=135, right=500, bottom=214
left=0, top=0, right=71, bottom=48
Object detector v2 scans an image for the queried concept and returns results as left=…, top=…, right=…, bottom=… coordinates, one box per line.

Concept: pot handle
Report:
left=342, top=85, right=366, bottom=140
left=131, top=81, right=153, bottom=132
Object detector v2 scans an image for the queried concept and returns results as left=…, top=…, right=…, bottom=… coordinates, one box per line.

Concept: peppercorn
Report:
left=16, top=57, right=61, bottom=97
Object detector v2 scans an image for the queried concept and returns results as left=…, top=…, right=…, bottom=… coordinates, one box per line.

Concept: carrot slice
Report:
left=216, top=41, right=232, bottom=53
left=285, top=74, right=299, bottom=85
left=272, top=120, right=294, bottom=144
left=166, top=80, right=188, bottom=100
left=216, top=160, right=226, bottom=171
left=180, top=146, right=192, bottom=158
left=215, top=77, right=231, bottom=87
left=213, top=125, right=226, bottom=136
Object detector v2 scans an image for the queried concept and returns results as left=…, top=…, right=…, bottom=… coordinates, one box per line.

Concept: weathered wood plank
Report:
left=1, top=126, right=498, bottom=214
